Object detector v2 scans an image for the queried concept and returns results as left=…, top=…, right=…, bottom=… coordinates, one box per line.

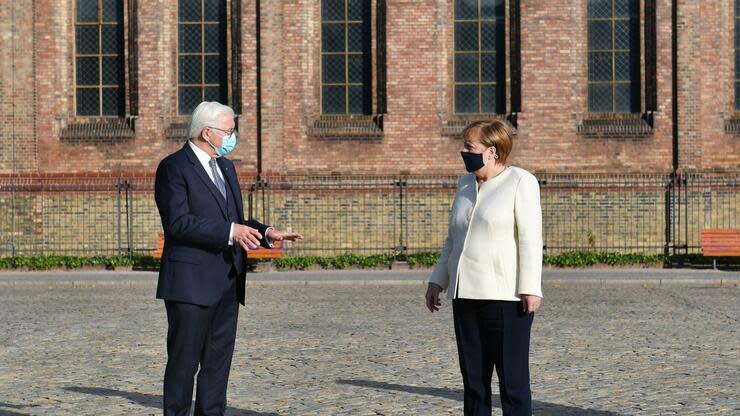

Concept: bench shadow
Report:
left=64, top=387, right=278, bottom=416
left=336, top=379, right=623, bottom=416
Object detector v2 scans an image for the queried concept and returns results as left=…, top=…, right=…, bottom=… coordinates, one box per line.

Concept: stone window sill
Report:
left=441, top=113, right=518, bottom=138
left=307, top=115, right=383, bottom=140
left=724, top=117, right=740, bottom=135
left=164, top=121, right=189, bottom=140
left=577, top=112, right=654, bottom=138
left=59, top=118, right=136, bottom=141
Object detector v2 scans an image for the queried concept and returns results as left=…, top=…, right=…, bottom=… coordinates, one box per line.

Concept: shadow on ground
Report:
left=64, top=387, right=278, bottom=416
left=337, top=379, right=623, bottom=416
left=0, top=401, right=38, bottom=416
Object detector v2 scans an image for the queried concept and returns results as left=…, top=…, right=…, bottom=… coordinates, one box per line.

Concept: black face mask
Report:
left=461, top=151, right=485, bottom=172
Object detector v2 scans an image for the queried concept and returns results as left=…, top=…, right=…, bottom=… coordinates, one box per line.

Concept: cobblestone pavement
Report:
left=0, top=276, right=737, bottom=415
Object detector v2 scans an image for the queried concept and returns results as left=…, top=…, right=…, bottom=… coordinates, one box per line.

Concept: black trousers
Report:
left=163, top=278, right=239, bottom=416
left=453, top=299, right=534, bottom=416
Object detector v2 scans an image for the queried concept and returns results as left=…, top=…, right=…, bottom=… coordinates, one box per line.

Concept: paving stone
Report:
left=0, top=279, right=737, bottom=415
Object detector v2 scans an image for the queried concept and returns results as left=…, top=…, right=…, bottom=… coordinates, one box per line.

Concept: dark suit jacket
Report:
left=154, top=142, right=269, bottom=306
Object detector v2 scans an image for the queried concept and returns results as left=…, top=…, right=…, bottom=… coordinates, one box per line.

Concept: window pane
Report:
left=203, top=0, right=226, bottom=21
left=179, top=0, right=201, bottom=22
left=179, top=87, right=202, bottom=115
left=77, top=57, right=99, bottom=85
left=179, top=24, right=202, bottom=53
left=480, top=85, right=500, bottom=113
left=480, top=22, right=501, bottom=51
left=614, top=19, right=638, bottom=50
left=455, top=85, right=479, bottom=114
left=589, top=52, right=612, bottom=82
left=455, top=22, right=478, bottom=52
left=455, top=0, right=477, bottom=20
left=736, top=19, right=740, bottom=49
left=614, top=0, right=638, bottom=18
left=614, top=51, right=637, bottom=81
left=76, top=26, right=99, bottom=55
left=736, top=82, right=740, bottom=110
left=480, top=0, right=504, bottom=19
left=348, top=54, right=370, bottom=84
left=455, top=53, right=478, bottom=83
left=101, top=25, right=123, bottom=54
left=101, top=56, right=122, bottom=85
left=322, top=54, right=345, bottom=83
left=101, top=87, right=123, bottom=116
left=347, top=0, right=370, bottom=21
left=588, top=21, right=612, bottom=50
left=614, top=83, right=638, bottom=112
left=77, top=0, right=99, bottom=22
left=481, top=53, right=498, bottom=83
left=204, top=86, right=227, bottom=103
left=322, top=86, right=346, bottom=114
left=588, top=0, right=611, bottom=18
left=736, top=51, right=740, bottom=80
left=588, top=83, right=613, bottom=112
left=204, top=23, right=226, bottom=53
left=77, top=88, right=100, bottom=116
left=204, top=55, right=226, bottom=84
left=347, top=23, right=370, bottom=53
left=101, top=0, right=123, bottom=22
left=179, top=55, right=202, bottom=84
left=322, top=0, right=345, bottom=21
left=348, top=85, right=371, bottom=114
left=322, top=24, right=345, bottom=52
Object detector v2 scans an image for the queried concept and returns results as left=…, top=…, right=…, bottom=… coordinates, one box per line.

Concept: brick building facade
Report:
left=1, top=0, right=738, bottom=176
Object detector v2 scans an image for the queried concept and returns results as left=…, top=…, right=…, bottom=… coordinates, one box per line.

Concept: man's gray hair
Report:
left=188, top=101, right=235, bottom=139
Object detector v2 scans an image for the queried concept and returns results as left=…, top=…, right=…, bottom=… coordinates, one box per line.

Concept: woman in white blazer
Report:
left=425, top=120, right=543, bottom=416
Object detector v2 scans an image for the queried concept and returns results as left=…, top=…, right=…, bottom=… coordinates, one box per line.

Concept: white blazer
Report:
left=429, top=166, right=543, bottom=300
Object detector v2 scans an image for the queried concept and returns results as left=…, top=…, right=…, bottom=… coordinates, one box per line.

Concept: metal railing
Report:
left=0, top=172, right=737, bottom=257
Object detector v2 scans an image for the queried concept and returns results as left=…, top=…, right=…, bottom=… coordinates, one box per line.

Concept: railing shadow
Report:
left=64, top=387, right=278, bottom=416
left=336, top=379, right=623, bottom=416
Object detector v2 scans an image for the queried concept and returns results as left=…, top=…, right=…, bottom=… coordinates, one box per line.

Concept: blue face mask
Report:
left=207, top=132, right=238, bottom=157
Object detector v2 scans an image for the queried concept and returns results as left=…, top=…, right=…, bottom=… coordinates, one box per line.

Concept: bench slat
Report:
left=701, top=228, right=740, bottom=258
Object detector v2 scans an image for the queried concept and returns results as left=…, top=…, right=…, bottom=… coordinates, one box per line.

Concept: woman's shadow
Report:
left=64, top=387, right=278, bottom=416
left=336, top=379, right=623, bottom=416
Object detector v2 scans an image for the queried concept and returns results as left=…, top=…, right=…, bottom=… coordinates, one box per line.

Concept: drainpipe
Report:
left=671, top=0, right=678, bottom=172
left=255, top=0, right=263, bottom=179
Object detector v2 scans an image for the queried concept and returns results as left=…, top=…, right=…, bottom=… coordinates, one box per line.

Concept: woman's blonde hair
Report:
left=461, top=120, right=513, bottom=164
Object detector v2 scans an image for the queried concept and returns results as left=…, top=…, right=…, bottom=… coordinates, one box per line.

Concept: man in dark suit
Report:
left=154, top=101, right=303, bottom=416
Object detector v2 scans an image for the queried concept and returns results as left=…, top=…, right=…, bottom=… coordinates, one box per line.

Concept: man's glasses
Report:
left=208, top=126, right=235, bottom=136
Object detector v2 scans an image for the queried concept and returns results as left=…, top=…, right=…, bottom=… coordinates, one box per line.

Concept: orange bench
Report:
left=152, top=232, right=284, bottom=260
left=701, top=228, right=740, bottom=270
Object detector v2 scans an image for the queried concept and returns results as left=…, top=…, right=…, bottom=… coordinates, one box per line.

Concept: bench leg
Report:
left=713, top=258, right=718, bottom=271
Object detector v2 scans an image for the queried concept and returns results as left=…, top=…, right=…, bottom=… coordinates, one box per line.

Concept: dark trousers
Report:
left=163, top=279, right=238, bottom=416
left=453, top=299, right=534, bottom=416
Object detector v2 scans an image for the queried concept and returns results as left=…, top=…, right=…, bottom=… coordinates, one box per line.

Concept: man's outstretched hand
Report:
left=266, top=229, right=305, bottom=242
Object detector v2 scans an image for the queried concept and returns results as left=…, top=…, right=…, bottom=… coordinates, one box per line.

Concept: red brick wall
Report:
left=1, top=0, right=738, bottom=176
left=0, top=1, right=37, bottom=173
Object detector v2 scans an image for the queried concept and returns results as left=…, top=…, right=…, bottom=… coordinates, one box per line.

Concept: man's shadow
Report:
left=336, top=379, right=623, bottom=416
left=64, top=387, right=278, bottom=416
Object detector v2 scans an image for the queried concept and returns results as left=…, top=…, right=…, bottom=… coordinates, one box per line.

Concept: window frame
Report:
left=319, top=0, right=374, bottom=116
left=452, top=0, right=507, bottom=115
left=176, top=0, right=232, bottom=116
left=73, top=0, right=127, bottom=118
left=586, top=0, right=641, bottom=114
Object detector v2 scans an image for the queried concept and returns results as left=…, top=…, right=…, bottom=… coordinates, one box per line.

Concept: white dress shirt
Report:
left=429, top=167, right=543, bottom=300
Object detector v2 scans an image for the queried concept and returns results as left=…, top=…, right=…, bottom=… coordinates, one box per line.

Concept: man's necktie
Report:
left=208, top=158, right=227, bottom=200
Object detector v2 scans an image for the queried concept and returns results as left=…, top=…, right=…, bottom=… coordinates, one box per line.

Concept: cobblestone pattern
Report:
left=0, top=281, right=737, bottom=415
